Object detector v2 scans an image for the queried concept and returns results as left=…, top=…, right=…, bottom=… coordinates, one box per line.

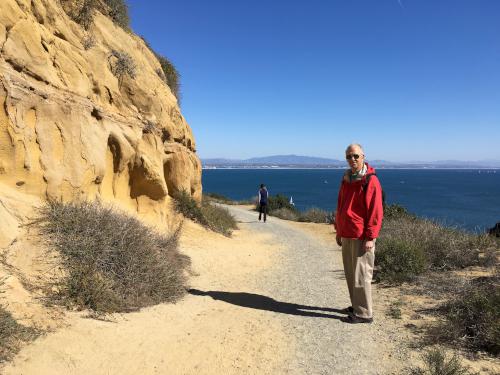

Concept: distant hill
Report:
left=202, top=155, right=500, bottom=169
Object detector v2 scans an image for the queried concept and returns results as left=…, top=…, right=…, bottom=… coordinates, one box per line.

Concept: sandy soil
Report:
left=1, top=219, right=290, bottom=374
left=1, top=205, right=498, bottom=374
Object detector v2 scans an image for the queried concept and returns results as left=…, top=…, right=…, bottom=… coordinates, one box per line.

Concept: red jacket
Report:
left=335, top=164, right=383, bottom=240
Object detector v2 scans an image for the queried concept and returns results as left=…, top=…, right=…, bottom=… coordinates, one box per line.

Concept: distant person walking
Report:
left=335, top=144, right=383, bottom=324
left=258, top=184, right=269, bottom=222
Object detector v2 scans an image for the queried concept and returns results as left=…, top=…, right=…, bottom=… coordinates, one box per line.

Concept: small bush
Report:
left=174, top=191, right=237, bottom=236
left=173, top=191, right=207, bottom=226
left=434, top=275, right=499, bottom=355
left=62, top=0, right=96, bottom=30
left=62, top=0, right=129, bottom=30
left=102, top=0, right=130, bottom=29
left=298, top=207, right=329, bottom=223
left=376, top=238, right=427, bottom=283
left=82, top=34, right=96, bottom=50
left=109, top=49, right=136, bottom=82
left=379, top=208, right=497, bottom=277
left=156, top=55, right=181, bottom=101
left=269, top=207, right=300, bottom=221
left=201, top=204, right=238, bottom=237
left=142, top=120, right=158, bottom=134
left=408, top=348, right=478, bottom=375
left=263, top=194, right=298, bottom=212
left=34, top=201, right=189, bottom=313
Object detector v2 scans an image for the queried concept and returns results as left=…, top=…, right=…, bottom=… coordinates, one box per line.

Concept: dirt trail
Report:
left=3, top=205, right=405, bottom=375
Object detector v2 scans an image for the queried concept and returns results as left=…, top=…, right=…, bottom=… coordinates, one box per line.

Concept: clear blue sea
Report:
left=202, top=169, right=500, bottom=232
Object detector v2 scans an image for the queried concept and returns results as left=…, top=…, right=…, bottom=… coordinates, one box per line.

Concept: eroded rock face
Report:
left=0, top=0, right=202, bottom=245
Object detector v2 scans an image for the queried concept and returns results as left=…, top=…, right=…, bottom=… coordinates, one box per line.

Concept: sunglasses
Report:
left=346, top=154, right=361, bottom=160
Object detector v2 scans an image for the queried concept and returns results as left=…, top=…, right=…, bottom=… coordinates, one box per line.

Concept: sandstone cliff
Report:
left=0, top=0, right=202, bottom=247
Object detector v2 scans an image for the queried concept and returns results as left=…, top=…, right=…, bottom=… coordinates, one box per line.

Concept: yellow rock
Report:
left=0, top=0, right=202, bottom=241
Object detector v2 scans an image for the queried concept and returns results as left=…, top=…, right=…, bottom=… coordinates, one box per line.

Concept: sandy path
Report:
left=3, top=205, right=404, bottom=374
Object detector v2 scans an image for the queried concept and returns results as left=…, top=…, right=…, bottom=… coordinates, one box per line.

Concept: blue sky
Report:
left=129, top=0, right=500, bottom=162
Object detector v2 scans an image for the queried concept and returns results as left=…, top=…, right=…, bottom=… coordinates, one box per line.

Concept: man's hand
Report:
left=336, top=235, right=342, bottom=247
left=364, top=240, right=375, bottom=251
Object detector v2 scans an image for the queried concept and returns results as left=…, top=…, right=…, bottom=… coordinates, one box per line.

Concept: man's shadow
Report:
left=188, top=289, right=346, bottom=320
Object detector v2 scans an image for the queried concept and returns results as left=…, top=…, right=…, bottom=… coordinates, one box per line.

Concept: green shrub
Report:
left=156, top=55, right=181, bottom=101
left=384, top=203, right=413, bottom=220
left=435, top=275, right=499, bottom=355
left=34, top=201, right=189, bottom=314
left=174, top=191, right=237, bottom=236
left=265, top=194, right=298, bottom=212
left=201, top=204, right=238, bottom=237
left=110, top=49, right=136, bottom=82
left=408, top=348, right=478, bottom=375
left=376, top=238, right=427, bottom=283
left=379, top=211, right=497, bottom=274
left=269, top=207, right=300, bottom=221
left=173, top=191, right=207, bottom=226
left=298, top=207, right=329, bottom=223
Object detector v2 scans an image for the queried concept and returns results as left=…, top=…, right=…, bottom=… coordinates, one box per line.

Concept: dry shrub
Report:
left=298, top=207, right=329, bottom=223
left=433, top=275, right=499, bottom=355
left=61, top=0, right=129, bottom=30
left=102, top=0, right=130, bottom=29
left=109, top=49, right=136, bottom=82
left=62, top=0, right=96, bottom=30
left=408, top=348, right=478, bottom=375
left=82, top=34, right=96, bottom=50
left=34, top=201, right=189, bottom=314
left=270, top=207, right=300, bottom=221
left=378, top=206, right=497, bottom=278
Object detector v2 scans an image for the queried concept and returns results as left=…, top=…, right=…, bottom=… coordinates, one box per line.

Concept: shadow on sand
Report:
left=188, top=289, right=346, bottom=320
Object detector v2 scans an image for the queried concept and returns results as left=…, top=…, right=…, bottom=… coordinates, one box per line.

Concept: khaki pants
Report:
left=341, top=238, right=375, bottom=319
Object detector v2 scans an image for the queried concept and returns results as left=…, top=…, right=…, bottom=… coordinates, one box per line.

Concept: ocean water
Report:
left=202, top=169, right=500, bottom=232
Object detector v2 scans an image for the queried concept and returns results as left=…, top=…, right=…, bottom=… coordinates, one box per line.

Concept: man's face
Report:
left=345, top=146, right=364, bottom=172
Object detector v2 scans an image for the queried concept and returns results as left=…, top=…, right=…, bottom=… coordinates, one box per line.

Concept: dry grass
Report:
left=431, top=274, right=499, bottom=355
left=377, top=206, right=497, bottom=283
left=33, top=201, right=189, bottom=314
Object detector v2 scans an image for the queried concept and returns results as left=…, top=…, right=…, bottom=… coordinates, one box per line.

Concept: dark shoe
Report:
left=341, top=306, right=354, bottom=314
left=342, top=315, right=373, bottom=324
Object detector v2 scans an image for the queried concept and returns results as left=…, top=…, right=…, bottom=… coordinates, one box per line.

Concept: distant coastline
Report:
left=202, top=166, right=500, bottom=170
left=201, top=154, right=500, bottom=170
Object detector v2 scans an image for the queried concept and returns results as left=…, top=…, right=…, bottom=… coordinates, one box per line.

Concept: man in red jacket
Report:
left=335, top=143, right=383, bottom=324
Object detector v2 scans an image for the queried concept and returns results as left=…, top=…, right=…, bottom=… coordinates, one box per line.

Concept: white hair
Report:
left=345, top=143, right=364, bottom=154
